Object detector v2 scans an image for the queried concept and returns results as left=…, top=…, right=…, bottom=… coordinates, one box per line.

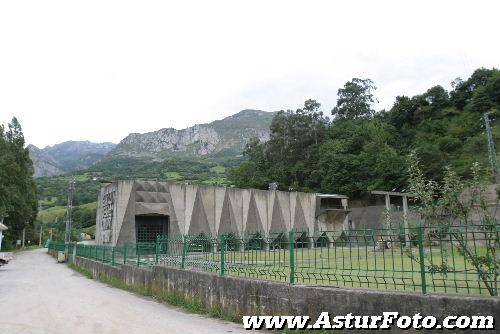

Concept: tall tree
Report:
left=331, top=78, right=377, bottom=120
left=231, top=100, right=328, bottom=191
left=0, top=117, right=37, bottom=249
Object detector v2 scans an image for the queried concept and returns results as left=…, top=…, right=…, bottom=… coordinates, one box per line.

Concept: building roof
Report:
left=371, top=190, right=417, bottom=197
left=315, top=194, right=349, bottom=199
left=109, top=179, right=350, bottom=199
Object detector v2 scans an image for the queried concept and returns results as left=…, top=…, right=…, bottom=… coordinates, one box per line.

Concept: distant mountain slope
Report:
left=29, top=141, right=116, bottom=177
left=28, top=144, right=65, bottom=178
left=105, top=109, right=275, bottom=161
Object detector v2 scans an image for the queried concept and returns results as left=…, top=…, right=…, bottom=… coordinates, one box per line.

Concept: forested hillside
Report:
left=230, top=68, right=500, bottom=198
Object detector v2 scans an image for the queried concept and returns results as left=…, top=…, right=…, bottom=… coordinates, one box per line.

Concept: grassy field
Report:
left=151, top=245, right=495, bottom=296
left=70, top=238, right=497, bottom=297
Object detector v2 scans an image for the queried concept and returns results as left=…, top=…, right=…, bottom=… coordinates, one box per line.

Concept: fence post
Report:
left=155, top=238, right=159, bottom=265
left=417, top=224, right=427, bottom=294
left=124, top=244, right=127, bottom=265
left=220, top=235, right=226, bottom=276
left=72, top=241, right=77, bottom=263
left=112, top=246, right=115, bottom=266
left=289, top=230, right=295, bottom=285
left=136, top=244, right=140, bottom=267
left=181, top=235, right=187, bottom=269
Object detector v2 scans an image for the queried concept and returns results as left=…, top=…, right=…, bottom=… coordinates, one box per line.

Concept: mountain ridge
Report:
left=30, top=109, right=276, bottom=177
left=105, top=109, right=275, bottom=161
left=29, top=141, right=116, bottom=177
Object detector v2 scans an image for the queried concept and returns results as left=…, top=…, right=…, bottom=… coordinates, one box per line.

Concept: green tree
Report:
left=228, top=138, right=270, bottom=189
left=264, top=100, right=328, bottom=190
left=0, top=117, right=38, bottom=249
left=450, top=68, right=496, bottom=110
left=407, top=155, right=499, bottom=296
left=230, top=100, right=328, bottom=191
left=317, top=119, right=406, bottom=197
left=331, top=78, right=377, bottom=120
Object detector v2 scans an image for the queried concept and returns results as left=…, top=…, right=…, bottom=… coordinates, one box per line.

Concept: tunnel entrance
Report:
left=135, top=215, right=169, bottom=243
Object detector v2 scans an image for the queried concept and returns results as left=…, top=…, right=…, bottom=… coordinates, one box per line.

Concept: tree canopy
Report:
left=0, top=117, right=38, bottom=249
left=230, top=68, right=500, bottom=198
left=331, top=78, right=377, bottom=120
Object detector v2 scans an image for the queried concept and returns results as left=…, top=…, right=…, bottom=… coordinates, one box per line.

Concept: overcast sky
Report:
left=1, top=0, right=499, bottom=148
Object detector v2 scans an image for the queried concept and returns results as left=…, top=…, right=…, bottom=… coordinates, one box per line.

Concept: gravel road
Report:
left=0, top=248, right=246, bottom=334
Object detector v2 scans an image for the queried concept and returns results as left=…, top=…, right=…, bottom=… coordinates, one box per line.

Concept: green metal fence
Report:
left=47, top=223, right=499, bottom=296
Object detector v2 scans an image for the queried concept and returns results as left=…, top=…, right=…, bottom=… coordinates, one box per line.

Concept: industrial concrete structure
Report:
left=0, top=220, right=7, bottom=251
left=95, top=180, right=349, bottom=246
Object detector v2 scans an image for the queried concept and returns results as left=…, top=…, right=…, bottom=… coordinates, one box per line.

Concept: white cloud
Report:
left=1, top=0, right=499, bottom=147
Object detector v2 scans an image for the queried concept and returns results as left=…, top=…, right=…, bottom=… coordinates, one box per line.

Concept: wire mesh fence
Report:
left=47, top=223, right=499, bottom=296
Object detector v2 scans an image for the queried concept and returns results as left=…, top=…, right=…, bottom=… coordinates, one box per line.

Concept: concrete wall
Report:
left=349, top=205, right=422, bottom=229
left=96, top=180, right=349, bottom=246
left=66, top=253, right=499, bottom=333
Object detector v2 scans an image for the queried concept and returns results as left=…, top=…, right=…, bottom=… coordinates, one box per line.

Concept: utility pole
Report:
left=64, top=178, right=76, bottom=248
left=39, top=225, right=43, bottom=247
left=483, top=112, right=500, bottom=183
left=38, top=202, right=42, bottom=247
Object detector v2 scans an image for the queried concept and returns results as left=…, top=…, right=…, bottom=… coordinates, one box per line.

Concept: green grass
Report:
left=229, top=246, right=491, bottom=295
left=36, top=205, right=67, bottom=224
left=73, top=236, right=497, bottom=297
left=152, top=245, right=494, bottom=296
left=200, top=176, right=228, bottom=186
left=163, top=171, right=183, bottom=181
left=39, top=197, right=58, bottom=207
left=209, top=165, right=226, bottom=174
left=68, top=262, right=94, bottom=279
left=80, top=225, right=96, bottom=238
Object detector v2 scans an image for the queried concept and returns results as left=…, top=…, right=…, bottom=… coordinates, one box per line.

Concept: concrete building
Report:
left=0, top=220, right=7, bottom=251
left=95, top=180, right=349, bottom=246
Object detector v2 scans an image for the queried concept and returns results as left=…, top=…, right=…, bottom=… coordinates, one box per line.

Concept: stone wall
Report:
left=63, top=252, right=498, bottom=333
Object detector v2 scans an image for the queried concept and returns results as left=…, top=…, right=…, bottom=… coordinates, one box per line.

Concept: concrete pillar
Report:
left=385, top=194, right=391, bottom=211
left=403, top=195, right=410, bottom=247
left=39, top=225, right=43, bottom=247
left=341, top=198, right=349, bottom=230
left=384, top=194, right=391, bottom=230
left=308, top=236, right=315, bottom=249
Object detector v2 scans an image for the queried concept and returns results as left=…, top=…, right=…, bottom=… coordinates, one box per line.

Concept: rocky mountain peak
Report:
left=109, top=109, right=275, bottom=159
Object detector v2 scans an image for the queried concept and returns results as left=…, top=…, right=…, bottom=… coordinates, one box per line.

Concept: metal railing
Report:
left=47, top=223, right=499, bottom=296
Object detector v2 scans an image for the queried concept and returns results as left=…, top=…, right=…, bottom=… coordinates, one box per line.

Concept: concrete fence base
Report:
left=47, top=250, right=499, bottom=333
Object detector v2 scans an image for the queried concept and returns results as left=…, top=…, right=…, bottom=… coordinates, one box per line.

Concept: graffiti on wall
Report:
left=100, top=188, right=117, bottom=243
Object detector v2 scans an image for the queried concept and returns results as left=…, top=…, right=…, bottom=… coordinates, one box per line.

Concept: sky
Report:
left=1, top=0, right=499, bottom=148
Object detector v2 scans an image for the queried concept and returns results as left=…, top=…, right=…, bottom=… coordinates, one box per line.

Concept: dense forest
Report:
left=229, top=68, right=500, bottom=198
left=0, top=118, right=38, bottom=249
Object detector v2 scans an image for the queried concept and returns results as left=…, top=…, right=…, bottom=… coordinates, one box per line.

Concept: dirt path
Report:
left=0, top=248, right=246, bottom=334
